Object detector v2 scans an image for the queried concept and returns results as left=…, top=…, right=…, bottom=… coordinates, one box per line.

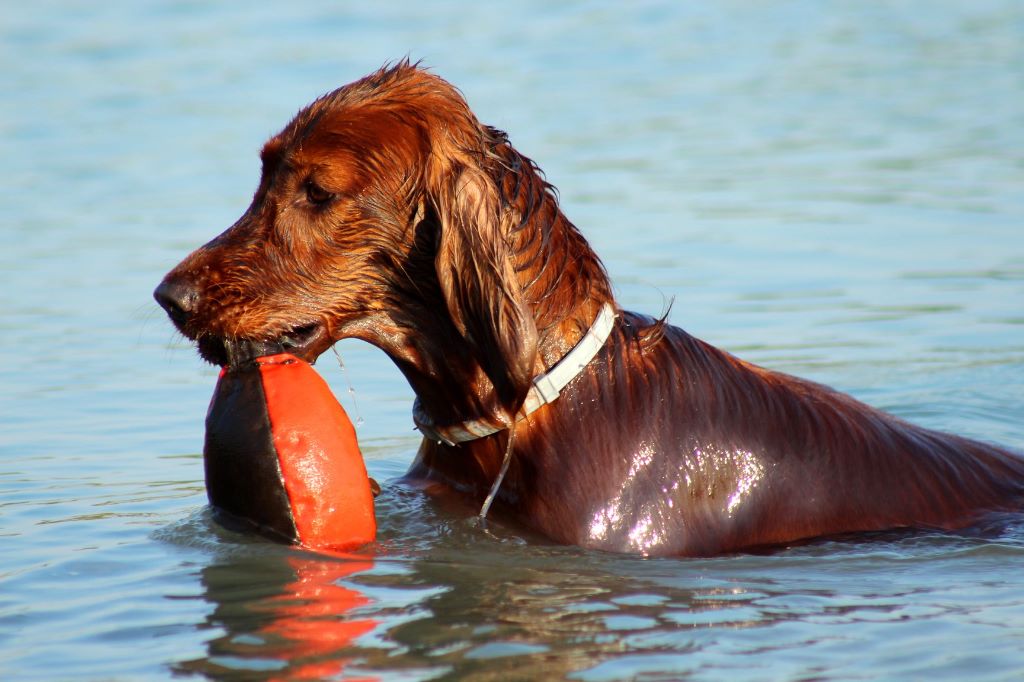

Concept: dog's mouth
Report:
left=198, top=322, right=332, bottom=367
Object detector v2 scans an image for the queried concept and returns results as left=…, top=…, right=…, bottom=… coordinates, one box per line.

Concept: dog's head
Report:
left=155, top=62, right=538, bottom=413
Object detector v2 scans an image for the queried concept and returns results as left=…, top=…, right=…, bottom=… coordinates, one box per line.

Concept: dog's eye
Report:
left=304, top=180, right=335, bottom=207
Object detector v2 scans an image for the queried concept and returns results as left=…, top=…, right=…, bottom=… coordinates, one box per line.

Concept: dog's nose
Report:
left=154, top=276, right=199, bottom=326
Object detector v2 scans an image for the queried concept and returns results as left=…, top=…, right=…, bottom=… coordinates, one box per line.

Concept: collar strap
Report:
left=413, top=303, right=618, bottom=445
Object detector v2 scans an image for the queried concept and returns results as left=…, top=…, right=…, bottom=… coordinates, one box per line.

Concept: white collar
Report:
left=413, top=302, right=617, bottom=445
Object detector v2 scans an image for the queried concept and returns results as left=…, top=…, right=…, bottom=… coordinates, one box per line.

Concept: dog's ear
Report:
left=431, top=163, right=538, bottom=416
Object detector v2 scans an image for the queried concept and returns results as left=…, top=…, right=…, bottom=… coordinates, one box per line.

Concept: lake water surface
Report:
left=4, top=2, right=1024, bottom=680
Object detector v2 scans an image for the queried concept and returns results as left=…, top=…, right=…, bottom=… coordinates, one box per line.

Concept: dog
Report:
left=155, top=61, right=1024, bottom=556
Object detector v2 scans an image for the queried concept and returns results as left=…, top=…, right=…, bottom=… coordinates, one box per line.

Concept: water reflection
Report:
left=160, top=503, right=1024, bottom=679
left=176, top=548, right=377, bottom=681
left=352, top=546, right=773, bottom=679
left=260, top=556, right=377, bottom=681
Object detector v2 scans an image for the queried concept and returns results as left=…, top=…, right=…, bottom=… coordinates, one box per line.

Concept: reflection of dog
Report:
left=156, top=61, right=1024, bottom=556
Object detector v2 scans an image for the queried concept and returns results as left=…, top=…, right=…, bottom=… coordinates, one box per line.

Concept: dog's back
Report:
left=412, top=311, right=1024, bottom=556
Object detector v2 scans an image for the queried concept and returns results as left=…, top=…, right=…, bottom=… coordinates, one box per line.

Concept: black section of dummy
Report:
left=203, top=361, right=298, bottom=542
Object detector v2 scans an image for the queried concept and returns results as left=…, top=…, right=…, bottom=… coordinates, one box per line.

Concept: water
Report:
left=3, top=1, right=1024, bottom=679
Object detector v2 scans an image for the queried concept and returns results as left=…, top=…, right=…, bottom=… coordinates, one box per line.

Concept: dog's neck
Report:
left=497, top=144, right=615, bottom=366
left=412, top=302, right=618, bottom=445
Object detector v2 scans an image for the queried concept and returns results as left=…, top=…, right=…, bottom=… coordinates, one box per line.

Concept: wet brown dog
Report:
left=156, top=62, right=1024, bottom=556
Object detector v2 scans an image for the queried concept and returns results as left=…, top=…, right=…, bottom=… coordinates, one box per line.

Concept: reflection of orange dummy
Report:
left=263, top=557, right=378, bottom=682
left=204, top=353, right=376, bottom=551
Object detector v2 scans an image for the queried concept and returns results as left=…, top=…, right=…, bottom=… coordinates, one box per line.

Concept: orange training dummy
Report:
left=203, top=352, right=376, bottom=551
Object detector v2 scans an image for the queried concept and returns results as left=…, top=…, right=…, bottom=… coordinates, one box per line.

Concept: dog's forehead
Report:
left=259, top=97, right=343, bottom=163
left=260, top=137, right=286, bottom=169
left=266, top=105, right=400, bottom=158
